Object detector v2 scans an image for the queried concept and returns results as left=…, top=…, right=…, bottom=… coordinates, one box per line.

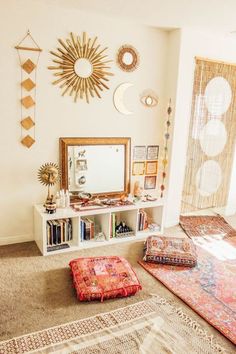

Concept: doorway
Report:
left=181, top=58, right=236, bottom=214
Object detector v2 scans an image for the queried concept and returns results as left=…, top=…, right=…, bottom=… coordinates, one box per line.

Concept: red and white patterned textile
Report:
left=139, top=235, right=236, bottom=344
left=143, top=235, right=197, bottom=267
left=69, top=256, right=142, bottom=302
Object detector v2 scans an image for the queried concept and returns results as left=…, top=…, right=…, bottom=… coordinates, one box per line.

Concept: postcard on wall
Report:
left=76, top=159, right=87, bottom=171
left=132, top=161, right=145, bottom=176
left=144, top=175, right=157, bottom=189
left=145, top=160, right=158, bottom=175
left=133, top=146, right=146, bottom=161
left=146, top=145, right=159, bottom=160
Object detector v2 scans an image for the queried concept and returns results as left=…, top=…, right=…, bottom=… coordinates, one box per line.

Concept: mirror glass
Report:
left=122, top=52, right=134, bottom=65
left=145, top=96, right=154, bottom=106
left=74, top=58, right=93, bottom=78
left=60, top=137, right=131, bottom=200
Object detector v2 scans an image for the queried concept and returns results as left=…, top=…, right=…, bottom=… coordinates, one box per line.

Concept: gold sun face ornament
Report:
left=38, top=163, right=60, bottom=206
left=48, top=32, right=114, bottom=103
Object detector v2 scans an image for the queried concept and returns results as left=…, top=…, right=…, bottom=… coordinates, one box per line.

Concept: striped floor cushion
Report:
left=69, top=256, right=142, bottom=302
left=143, top=235, right=197, bottom=267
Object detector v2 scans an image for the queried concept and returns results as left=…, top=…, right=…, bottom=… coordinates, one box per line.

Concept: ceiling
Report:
left=40, top=0, right=236, bottom=35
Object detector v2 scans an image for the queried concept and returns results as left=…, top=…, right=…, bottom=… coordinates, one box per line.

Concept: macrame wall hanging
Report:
left=160, top=99, right=172, bottom=198
left=15, top=31, right=42, bottom=148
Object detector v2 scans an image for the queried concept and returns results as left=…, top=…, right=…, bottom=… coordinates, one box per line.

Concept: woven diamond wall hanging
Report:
left=15, top=31, right=42, bottom=148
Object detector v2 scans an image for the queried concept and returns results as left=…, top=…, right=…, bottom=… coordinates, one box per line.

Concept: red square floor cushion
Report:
left=69, top=256, right=142, bottom=302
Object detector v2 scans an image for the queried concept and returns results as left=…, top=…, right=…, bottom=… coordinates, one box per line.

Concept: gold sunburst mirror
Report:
left=48, top=32, right=114, bottom=103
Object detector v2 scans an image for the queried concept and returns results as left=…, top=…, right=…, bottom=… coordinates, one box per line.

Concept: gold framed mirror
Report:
left=60, top=137, right=131, bottom=201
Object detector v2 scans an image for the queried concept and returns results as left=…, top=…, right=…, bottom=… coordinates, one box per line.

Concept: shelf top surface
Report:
left=34, top=199, right=165, bottom=219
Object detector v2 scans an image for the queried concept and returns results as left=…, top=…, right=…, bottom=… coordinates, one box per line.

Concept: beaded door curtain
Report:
left=181, top=58, right=236, bottom=213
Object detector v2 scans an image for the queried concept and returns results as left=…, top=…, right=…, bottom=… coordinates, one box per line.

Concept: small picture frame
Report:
left=133, top=145, right=146, bottom=160
left=132, top=161, right=145, bottom=176
left=145, top=160, right=158, bottom=175
left=76, top=159, right=87, bottom=171
left=144, top=176, right=157, bottom=190
left=147, top=145, right=159, bottom=160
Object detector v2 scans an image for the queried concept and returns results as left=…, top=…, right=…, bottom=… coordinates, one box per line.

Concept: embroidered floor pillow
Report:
left=143, top=235, right=197, bottom=267
left=69, top=256, right=142, bottom=302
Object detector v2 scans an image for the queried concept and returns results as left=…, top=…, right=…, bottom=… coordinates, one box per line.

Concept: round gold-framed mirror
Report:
left=48, top=32, right=113, bottom=103
left=116, top=44, right=139, bottom=72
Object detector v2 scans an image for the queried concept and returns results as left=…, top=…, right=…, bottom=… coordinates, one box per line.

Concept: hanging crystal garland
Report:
left=160, top=99, right=172, bottom=198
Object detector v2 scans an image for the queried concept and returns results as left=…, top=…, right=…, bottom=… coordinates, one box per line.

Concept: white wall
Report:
left=163, top=29, right=182, bottom=226
left=165, top=28, right=236, bottom=226
left=0, top=0, right=169, bottom=244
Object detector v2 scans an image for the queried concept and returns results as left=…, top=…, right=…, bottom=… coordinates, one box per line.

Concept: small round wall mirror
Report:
left=74, top=58, right=93, bottom=78
left=140, top=89, right=158, bottom=107
left=117, top=45, right=139, bottom=72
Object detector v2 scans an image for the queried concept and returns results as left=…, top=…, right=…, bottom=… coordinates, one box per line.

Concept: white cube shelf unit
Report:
left=34, top=200, right=165, bottom=256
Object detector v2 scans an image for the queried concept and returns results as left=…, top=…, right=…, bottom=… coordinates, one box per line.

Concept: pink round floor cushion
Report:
left=69, top=256, right=142, bottom=302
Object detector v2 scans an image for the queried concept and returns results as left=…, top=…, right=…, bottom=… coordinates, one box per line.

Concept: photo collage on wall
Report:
left=132, top=145, right=159, bottom=190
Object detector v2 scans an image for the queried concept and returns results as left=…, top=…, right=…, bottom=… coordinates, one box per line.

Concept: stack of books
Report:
left=138, top=209, right=148, bottom=231
left=46, top=218, right=72, bottom=249
left=80, top=217, right=94, bottom=241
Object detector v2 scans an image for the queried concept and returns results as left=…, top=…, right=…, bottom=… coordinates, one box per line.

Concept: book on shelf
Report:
left=110, top=213, right=116, bottom=238
left=138, top=209, right=148, bottom=231
left=80, top=217, right=94, bottom=241
left=46, top=218, right=72, bottom=247
left=47, top=243, right=70, bottom=252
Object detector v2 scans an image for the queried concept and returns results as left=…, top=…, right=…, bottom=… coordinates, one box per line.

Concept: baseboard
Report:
left=224, top=206, right=236, bottom=216
left=0, top=234, right=34, bottom=246
left=164, top=219, right=179, bottom=228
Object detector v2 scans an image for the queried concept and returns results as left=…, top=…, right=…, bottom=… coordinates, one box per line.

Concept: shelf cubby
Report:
left=34, top=200, right=165, bottom=255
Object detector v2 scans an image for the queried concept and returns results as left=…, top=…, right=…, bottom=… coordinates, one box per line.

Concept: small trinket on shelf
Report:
left=55, top=192, right=60, bottom=208
left=65, top=190, right=70, bottom=207
left=44, top=195, right=56, bottom=214
left=133, top=181, right=143, bottom=199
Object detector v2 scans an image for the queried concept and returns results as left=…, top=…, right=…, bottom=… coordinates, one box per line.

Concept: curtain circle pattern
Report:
left=199, top=119, right=227, bottom=157
left=204, top=76, right=232, bottom=116
left=196, top=160, right=222, bottom=197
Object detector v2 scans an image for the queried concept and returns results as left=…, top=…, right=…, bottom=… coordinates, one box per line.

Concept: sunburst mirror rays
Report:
left=48, top=32, right=114, bottom=103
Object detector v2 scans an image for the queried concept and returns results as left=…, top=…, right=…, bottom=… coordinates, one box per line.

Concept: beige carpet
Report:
left=0, top=223, right=235, bottom=353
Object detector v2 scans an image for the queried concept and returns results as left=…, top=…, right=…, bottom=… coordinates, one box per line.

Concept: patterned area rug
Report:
left=179, top=215, right=236, bottom=238
left=0, top=296, right=227, bottom=354
left=139, top=237, right=236, bottom=345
